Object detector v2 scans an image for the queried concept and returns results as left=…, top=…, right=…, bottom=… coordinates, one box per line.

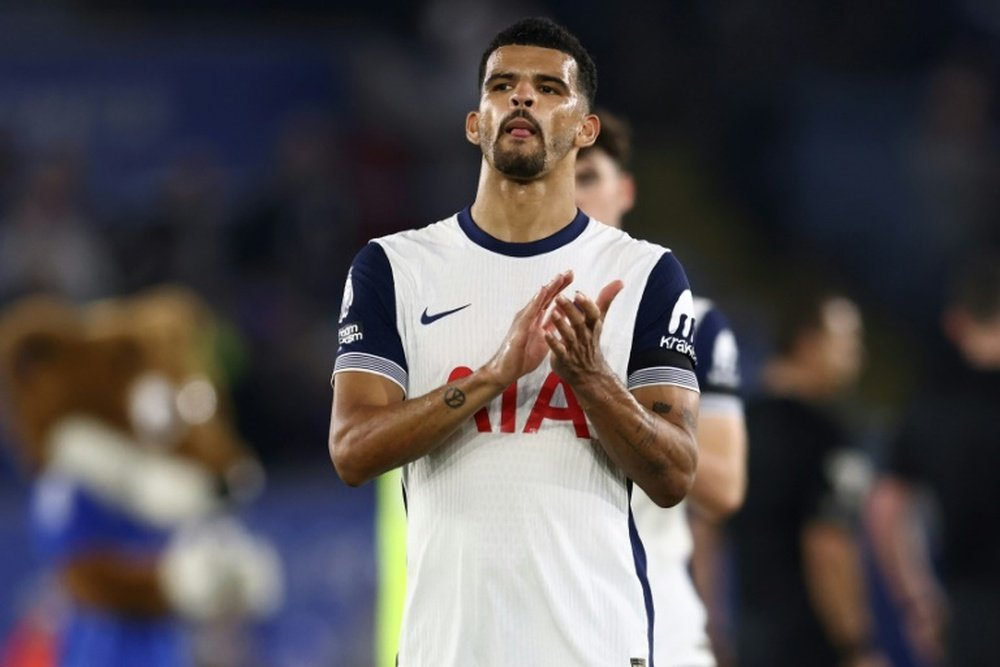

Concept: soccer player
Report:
left=330, top=17, right=701, bottom=666
left=868, top=256, right=1000, bottom=667
left=575, top=110, right=747, bottom=667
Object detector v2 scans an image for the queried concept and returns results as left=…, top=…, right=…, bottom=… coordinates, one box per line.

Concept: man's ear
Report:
left=575, top=113, right=600, bottom=148
left=465, top=111, right=481, bottom=146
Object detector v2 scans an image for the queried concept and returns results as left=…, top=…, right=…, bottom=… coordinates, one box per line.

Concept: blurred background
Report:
left=0, top=0, right=996, bottom=665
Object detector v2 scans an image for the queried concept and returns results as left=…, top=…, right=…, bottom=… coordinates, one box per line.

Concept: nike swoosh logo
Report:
left=420, top=304, right=471, bottom=325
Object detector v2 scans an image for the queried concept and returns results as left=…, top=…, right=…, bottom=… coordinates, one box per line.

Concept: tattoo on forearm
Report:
left=609, top=414, right=661, bottom=473
left=651, top=400, right=696, bottom=431
left=609, top=404, right=696, bottom=474
left=443, top=387, right=466, bottom=408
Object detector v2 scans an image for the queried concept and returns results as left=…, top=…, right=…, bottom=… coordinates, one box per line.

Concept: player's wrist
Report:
left=568, top=362, right=620, bottom=410
left=476, top=359, right=514, bottom=394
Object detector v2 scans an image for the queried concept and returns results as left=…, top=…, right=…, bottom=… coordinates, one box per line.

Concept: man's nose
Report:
left=510, top=82, right=535, bottom=107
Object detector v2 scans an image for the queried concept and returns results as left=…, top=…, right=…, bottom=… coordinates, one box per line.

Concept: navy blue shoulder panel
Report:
left=694, top=304, right=741, bottom=395
left=627, top=252, right=698, bottom=392
left=334, top=242, right=408, bottom=391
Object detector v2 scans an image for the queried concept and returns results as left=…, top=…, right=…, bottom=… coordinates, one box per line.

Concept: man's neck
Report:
left=469, top=157, right=579, bottom=242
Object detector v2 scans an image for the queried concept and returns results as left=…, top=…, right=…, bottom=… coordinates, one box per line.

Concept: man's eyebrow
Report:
left=536, top=74, right=569, bottom=89
left=483, top=72, right=570, bottom=90
left=483, top=72, right=514, bottom=88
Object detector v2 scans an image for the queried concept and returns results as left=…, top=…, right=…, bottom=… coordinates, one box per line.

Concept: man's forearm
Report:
left=332, top=271, right=574, bottom=487
left=572, top=369, right=698, bottom=507
left=330, top=369, right=505, bottom=486
left=802, top=522, right=878, bottom=658
left=868, top=479, right=939, bottom=609
left=689, top=412, right=748, bottom=520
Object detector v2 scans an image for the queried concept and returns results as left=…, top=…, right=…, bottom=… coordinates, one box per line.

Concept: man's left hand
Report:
left=545, top=280, right=623, bottom=385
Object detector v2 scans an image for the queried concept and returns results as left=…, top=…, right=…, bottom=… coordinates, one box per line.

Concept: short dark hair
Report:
left=479, top=17, right=598, bottom=110
left=580, top=107, right=632, bottom=168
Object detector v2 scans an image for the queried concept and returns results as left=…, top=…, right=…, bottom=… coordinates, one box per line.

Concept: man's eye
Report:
left=576, top=172, right=598, bottom=186
left=540, top=85, right=554, bottom=94
left=493, top=83, right=511, bottom=91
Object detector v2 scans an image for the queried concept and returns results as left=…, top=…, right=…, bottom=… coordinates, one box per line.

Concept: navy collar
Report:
left=457, top=206, right=590, bottom=257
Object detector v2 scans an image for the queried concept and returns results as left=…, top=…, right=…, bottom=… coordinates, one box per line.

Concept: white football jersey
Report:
left=630, top=297, right=743, bottom=667
left=335, top=208, right=699, bottom=666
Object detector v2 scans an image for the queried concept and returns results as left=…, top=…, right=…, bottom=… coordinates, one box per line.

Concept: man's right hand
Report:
left=484, top=270, right=573, bottom=387
left=331, top=270, right=573, bottom=486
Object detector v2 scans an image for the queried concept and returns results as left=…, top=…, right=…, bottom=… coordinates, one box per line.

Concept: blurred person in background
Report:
left=228, top=115, right=359, bottom=468
left=575, top=108, right=747, bottom=667
left=868, top=255, right=1000, bottom=667
left=729, top=289, right=886, bottom=667
left=0, top=150, right=117, bottom=303
left=112, top=148, right=232, bottom=301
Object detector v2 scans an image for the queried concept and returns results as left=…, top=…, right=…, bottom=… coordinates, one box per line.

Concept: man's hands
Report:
left=544, top=280, right=624, bottom=392
left=484, top=271, right=574, bottom=388
left=484, top=270, right=625, bottom=393
left=533, top=274, right=698, bottom=507
left=332, top=270, right=642, bottom=487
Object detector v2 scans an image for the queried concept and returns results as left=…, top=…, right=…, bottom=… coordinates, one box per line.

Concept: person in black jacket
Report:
left=730, top=289, right=886, bottom=667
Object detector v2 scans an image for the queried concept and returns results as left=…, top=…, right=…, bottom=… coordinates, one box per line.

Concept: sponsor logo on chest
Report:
left=448, top=366, right=591, bottom=439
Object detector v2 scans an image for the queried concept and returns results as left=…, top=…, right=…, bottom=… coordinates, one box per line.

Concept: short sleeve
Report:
left=627, top=252, right=699, bottom=393
left=694, top=305, right=743, bottom=414
left=333, top=242, right=408, bottom=393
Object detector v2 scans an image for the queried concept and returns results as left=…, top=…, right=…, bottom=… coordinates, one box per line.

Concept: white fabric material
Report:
left=630, top=491, right=714, bottom=667
left=369, top=215, right=681, bottom=666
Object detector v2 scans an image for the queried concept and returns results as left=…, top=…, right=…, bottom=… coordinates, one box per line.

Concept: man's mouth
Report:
left=504, top=117, right=539, bottom=139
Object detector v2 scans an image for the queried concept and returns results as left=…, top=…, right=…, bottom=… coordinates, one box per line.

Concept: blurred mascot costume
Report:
left=0, top=287, right=283, bottom=667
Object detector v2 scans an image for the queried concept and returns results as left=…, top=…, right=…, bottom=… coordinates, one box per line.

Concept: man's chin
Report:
left=498, top=163, right=544, bottom=180
left=493, top=149, right=545, bottom=180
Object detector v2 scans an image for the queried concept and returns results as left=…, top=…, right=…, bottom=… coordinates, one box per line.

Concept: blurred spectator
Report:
left=868, top=255, right=1000, bottom=667
left=230, top=113, right=358, bottom=310
left=729, top=290, right=885, bottom=667
left=112, top=149, right=232, bottom=302
left=226, top=114, right=358, bottom=466
left=909, top=61, right=997, bottom=254
left=903, top=59, right=1000, bottom=329
left=0, top=150, right=117, bottom=303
